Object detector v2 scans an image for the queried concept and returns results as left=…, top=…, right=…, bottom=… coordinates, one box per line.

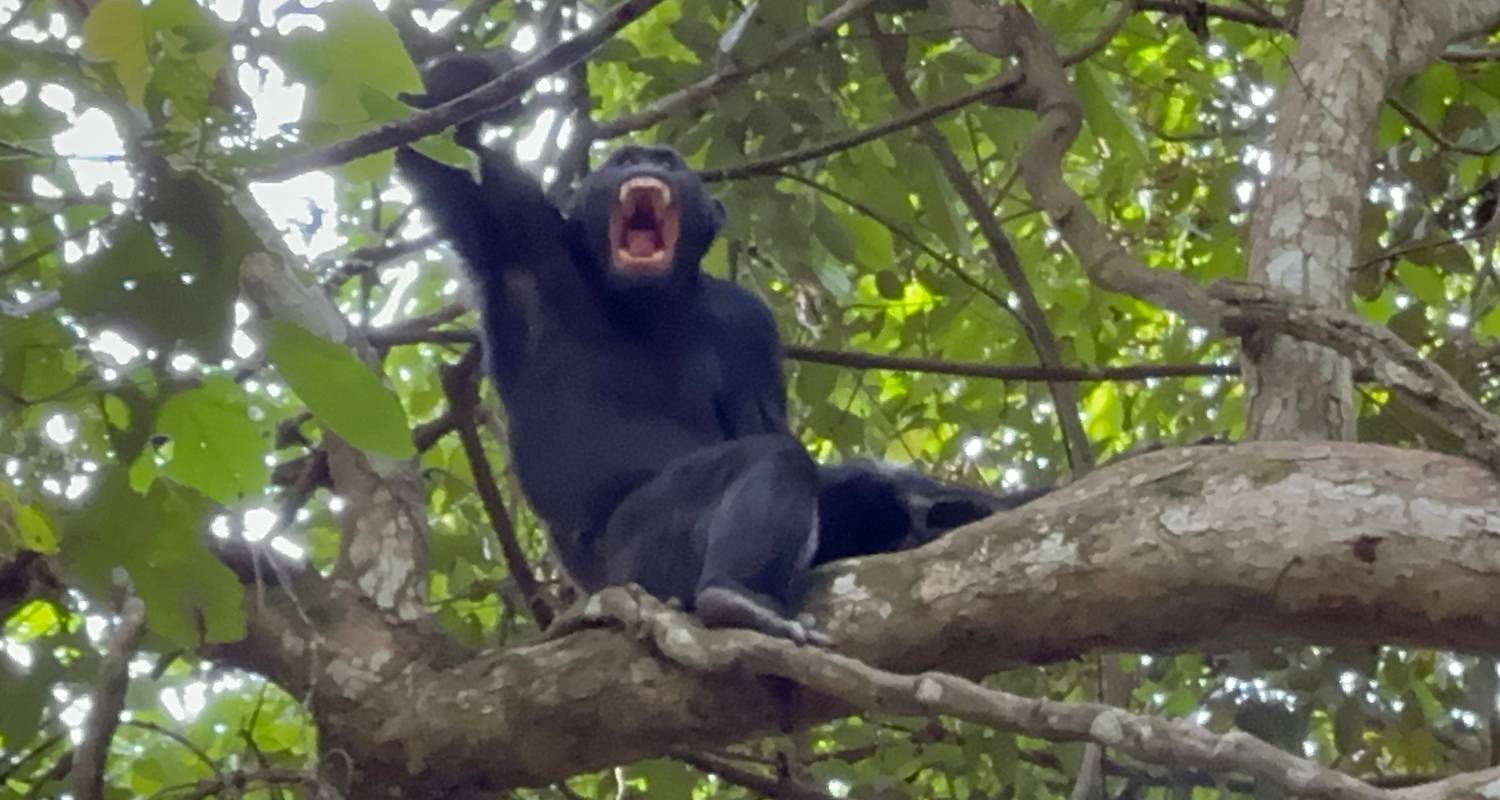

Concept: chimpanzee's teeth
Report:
left=617, top=177, right=672, bottom=208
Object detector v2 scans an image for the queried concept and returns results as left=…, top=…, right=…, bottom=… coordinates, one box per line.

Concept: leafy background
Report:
left=2, top=0, right=1499, bottom=796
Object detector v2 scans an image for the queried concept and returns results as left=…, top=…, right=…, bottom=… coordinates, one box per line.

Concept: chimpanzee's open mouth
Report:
left=609, top=177, right=680, bottom=274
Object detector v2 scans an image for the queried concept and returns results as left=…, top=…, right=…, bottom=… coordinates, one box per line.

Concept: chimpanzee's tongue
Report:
left=626, top=230, right=658, bottom=258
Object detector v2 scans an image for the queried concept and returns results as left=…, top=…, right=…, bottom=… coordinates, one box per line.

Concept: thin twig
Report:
left=442, top=347, right=554, bottom=629
left=788, top=345, right=1236, bottom=382
left=594, top=0, right=882, bottom=139
left=867, top=20, right=1095, bottom=475
left=71, top=596, right=147, bottom=800
left=1387, top=97, right=1500, bottom=157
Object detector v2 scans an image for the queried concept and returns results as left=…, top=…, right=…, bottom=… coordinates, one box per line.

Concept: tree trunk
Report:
left=1243, top=0, right=1397, bottom=440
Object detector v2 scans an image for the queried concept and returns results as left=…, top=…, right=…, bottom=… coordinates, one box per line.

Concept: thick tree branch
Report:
left=945, top=2, right=1227, bottom=331
left=1391, top=3, right=1500, bottom=79
left=1213, top=280, right=1500, bottom=470
left=294, top=442, right=1500, bottom=794
left=1136, top=0, right=1287, bottom=30
left=238, top=247, right=432, bottom=620
left=658, top=618, right=1388, bottom=800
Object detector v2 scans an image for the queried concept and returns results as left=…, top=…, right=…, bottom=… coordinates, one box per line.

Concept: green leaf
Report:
left=290, top=0, right=422, bottom=146
left=263, top=320, right=416, bottom=459
left=1333, top=700, right=1365, bottom=756
left=631, top=759, right=699, bottom=800
left=906, top=149, right=969, bottom=256
left=82, top=0, right=149, bottom=105
left=59, top=176, right=254, bottom=359
left=812, top=202, right=857, bottom=265
left=15, top=504, right=58, bottom=554
left=1395, top=262, right=1446, bottom=307
left=1074, top=61, right=1148, bottom=167
left=812, top=259, right=853, bottom=299
left=1406, top=64, right=1460, bottom=126
left=61, top=473, right=246, bottom=646
left=0, top=655, right=54, bottom=746
left=874, top=270, right=905, bottom=300
left=0, top=318, right=76, bottom=402
left=156, top=378, right=269, bottom=504
left=103, top=394, right=132, bottom=429
left=129, top=448, right=160, bottom=494
left=1084, top=381, right=1123, bottom=441
left=1161, top=686, right=1198, bottom=717
left=322, top=1, right=422, bottom=98
left=1478, top=304, right=1500, bottom=340
left=844, top=212, right=896, bottom=272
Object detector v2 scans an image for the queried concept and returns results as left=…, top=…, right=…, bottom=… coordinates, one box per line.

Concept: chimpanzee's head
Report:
left=566, top=145, right=724, bottom=295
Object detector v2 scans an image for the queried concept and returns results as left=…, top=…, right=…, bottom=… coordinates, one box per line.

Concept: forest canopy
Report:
left=3, top=1, right=1500, bottom=799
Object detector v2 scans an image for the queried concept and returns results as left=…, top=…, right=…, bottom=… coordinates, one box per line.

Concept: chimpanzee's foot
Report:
left=695, top=586, right=831, bottom=646
left=542, top=584, right=658, bottom=642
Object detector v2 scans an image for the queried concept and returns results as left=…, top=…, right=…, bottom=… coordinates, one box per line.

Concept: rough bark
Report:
left=209, top=442, right=1500, bottom=797
left=236, top=203, right=431, bottom=622
left=1390, top=3, right=1500, bottom=79
left=1242, top=0, right=1400, bottom=441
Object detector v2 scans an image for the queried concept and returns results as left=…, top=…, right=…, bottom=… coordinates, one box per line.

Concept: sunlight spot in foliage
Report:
left=53, top=108, right=133, bottom=197
left=3, top=641, right=33, bottom=669
left=91, top=329, right=142, bottom=365
left=248, top=171, right=340, bottom=258
left=205, top=0, right=241, bottom=21
left=238, top=57, right=306, bottom=140
left=43, top=414, right=76, bottom=445
left=271, top=537, right=306, bottom=560
left=511, top=24, right=537, bottom=52
left=412, top=7, right=456, bottom=31
left=371, top=262, right=420, bottom=327
left=58, top=694, right=91, bottom=738
left=170, top=352, right=199, bottom=373
left=243, top=507, right=279, bottom=542
left=516, top=108, right=557, bottom=163
left=962, top=437, right=984, bottom=459
left=37, top=83, right=75, bottom=113
left=232, top=329, right=258, bottom=359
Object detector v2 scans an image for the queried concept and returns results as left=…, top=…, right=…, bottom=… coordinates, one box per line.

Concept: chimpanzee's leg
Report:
left=599, top=434, right=822, bottom=643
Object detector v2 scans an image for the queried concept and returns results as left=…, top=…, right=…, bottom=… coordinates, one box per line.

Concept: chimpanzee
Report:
left=814, top=461, right=1047, bottom=564
left=396, top=59, right=1046, bottom=641
left=399, top=143, right=835, bottom=641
